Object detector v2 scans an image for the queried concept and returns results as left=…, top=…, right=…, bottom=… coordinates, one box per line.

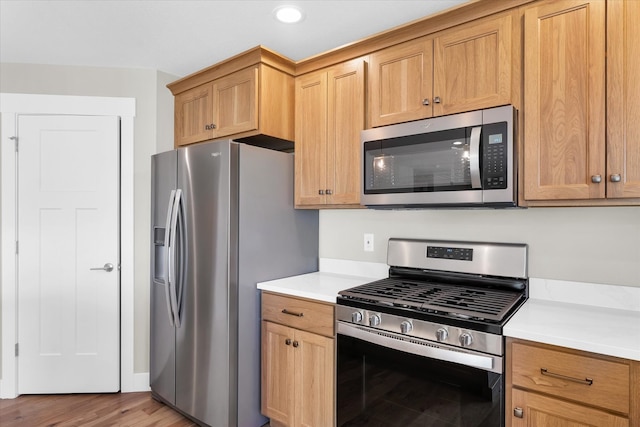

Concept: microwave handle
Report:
left=469, top=126, right=482, bottom=189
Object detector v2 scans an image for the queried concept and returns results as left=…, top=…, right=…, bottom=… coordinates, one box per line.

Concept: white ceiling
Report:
left=0, top=0, right=468, bottom=78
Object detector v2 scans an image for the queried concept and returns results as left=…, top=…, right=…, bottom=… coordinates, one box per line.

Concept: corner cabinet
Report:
left=168, top=46, right=295, bottom=149
left=294, top=58, right=366, bottom=208
left=506, top=338, right=639, bottom=427
left=261, top=292, right=335, bottom=427
left=368, top=12, right=515, bottom=127
left=522, top=0, right=640, bottom=204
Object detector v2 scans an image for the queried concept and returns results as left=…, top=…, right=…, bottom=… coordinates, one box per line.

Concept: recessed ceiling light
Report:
left=274, top=5, right=304, bottom=24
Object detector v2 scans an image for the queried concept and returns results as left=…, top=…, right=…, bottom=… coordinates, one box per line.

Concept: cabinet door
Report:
left=213, top=66, right=258, bottom=138
left=607, top=0, right=640, bottom=198
left=326, top=59, right=365, bottom=205
left=369, top=37, right=433, bottom=127
left=511, top=389, right=629, bottom=427
left=261, top=321, right=295, bottom=426
left=523, top=0, right=606, bottom=200
left=433, top=13, right=512, bottom=117
left=174, top=83, right=215, bottom=146
left=295, top=329, right=335, bottom=427
left=295, top=71, right=328, bottom=206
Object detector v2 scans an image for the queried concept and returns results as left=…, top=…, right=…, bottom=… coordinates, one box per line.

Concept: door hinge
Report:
left=15, top=343, right=19, bottom=357
left=16, top=240, right=19, bottom=255
left=10, top=136, right=18, bottom=152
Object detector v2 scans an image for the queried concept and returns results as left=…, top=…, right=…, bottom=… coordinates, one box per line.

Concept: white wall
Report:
left=0, top=62, right=177, bottom=373
left=319, top=207, right=640, bottom=287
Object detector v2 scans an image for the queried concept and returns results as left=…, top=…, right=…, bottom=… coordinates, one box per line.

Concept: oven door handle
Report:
left=338, top=322, right=502, bottom=374
left=469, top=126, right=482, bottom=189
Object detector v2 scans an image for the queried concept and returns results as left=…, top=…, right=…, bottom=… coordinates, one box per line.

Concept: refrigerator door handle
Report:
left=168, top=189, right=183, bottom=328
left=163, top=190, right=176, bottom=327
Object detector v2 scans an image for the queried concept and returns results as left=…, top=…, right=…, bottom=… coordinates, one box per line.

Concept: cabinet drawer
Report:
left=261, top=292, right=335, bottom=337
left=511, top=342, right=629, bottom=414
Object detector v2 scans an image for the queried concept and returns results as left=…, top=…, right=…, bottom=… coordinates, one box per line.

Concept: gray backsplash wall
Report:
left=319, top=207, right=640, bottom=287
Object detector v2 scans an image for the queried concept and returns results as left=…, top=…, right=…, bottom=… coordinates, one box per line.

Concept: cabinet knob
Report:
left=591, top=175, right=602, bottom=184
left=325, top=189, right=333, bottom=195
left=204, top=123, right=216, bottom=131
left=318, top=189, right=325, bottom=195
left=610, top=174, right=622, bottom=183
left=513, top=407, right=523, bottom=419
left=285, top=338, right=292, bottom=346
left=292, top=341, right=299, bottom=348
left=433, top=96, right=441, bottom=104
left=422, top=98, right=430, bottom=106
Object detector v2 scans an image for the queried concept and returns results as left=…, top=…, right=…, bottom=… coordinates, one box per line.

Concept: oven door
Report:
left=337, top=322, right=504, bottom=427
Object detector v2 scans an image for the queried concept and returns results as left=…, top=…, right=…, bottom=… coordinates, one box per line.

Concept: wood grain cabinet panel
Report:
left=369, top=37, right=433, bottom=127
left=523, top=0, right=640, bottom=204
left=174, top=83, right=216, bottom=146
left=261, top=293, right=335, bottom=427
left=511, top=389, right=629, bottom=427
left=295, top=59, right=365, bottom=208
left=607, top=0, right=640, bottom=198
left=523, top=0, right=606, bottom=201
left=168, top=47, right=295, bottom=148
left=369, top=12, right=515, bottom=128
left=506, top=338, right=637, bottom=427
left=433, top=13, right=512, bottom=117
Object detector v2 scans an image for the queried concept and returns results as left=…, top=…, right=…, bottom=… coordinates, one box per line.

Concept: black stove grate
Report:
left=339, top=277, right=524, bottom=322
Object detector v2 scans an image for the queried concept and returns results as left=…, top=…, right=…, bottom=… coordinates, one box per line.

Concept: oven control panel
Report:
left=336, top=305, right=503, bottom=357
left=427, top=245, right=473, bottom=261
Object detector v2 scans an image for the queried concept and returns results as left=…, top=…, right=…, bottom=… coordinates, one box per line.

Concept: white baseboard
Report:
left=122, top=372, right=150, bottom=393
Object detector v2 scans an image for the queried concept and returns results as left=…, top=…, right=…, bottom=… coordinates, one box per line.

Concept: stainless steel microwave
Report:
left=361, top=105, right=517, bottom=208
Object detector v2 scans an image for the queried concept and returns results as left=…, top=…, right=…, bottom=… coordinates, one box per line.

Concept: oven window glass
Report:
left=364, top=128, right=473, bottom=194
left=337, top=335, right=503, bottom=427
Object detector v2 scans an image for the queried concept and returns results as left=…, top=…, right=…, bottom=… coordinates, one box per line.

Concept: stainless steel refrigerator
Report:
left=150, top=140, right=319, bottom=427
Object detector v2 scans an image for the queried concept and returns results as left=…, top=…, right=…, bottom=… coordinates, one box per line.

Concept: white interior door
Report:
left=17, top=114, right=120, bottom=394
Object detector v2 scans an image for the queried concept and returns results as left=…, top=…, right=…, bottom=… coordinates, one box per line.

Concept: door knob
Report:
left=90, top=263, right=114, bottom=272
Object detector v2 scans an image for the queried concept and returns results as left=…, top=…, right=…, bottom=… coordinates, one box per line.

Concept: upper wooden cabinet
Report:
left=433, top=12, right=513, bottom=117
left=607, top=0, right=640, bottom=199
left=295, top=59, right=366, bottom=208
left=522, top=0, right=640, bottom=204
left=368, top=12, right=514, bottom=127
left=369, top=37, right=433, bottom=127
left=168, top=47, right=295, bottom=149
left=523, top=0, right=606, bottom=201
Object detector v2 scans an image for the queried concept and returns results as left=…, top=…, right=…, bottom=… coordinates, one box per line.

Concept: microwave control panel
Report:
left=482, top=122, right=508, bottom=189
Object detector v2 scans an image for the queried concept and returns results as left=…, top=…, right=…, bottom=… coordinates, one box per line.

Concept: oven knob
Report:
left=400, top=320, right=413, bottom=334
left=436, top=328, right=449, bottom=342
left=351, top=311, right=363, bottom=323
left=459, top=332, right=473, bottom=347
left=369, top=314, right=381, bottom=327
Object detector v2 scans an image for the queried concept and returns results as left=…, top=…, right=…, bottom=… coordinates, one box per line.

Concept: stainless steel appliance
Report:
left=336, top=238, right=528, bottom=427
left=361, top=105, right=517, bottom=208
left=150, top=140, right=319, bottom=427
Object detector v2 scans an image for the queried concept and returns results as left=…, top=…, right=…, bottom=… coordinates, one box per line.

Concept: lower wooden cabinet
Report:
left=261, top=292, right=335, bottom=427
left=506, top=338, right=639, bottom=427
left=511, top=388, right=628, bottom=427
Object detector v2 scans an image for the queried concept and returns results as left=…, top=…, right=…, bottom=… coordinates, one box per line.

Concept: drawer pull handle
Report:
left=281, top=309, right=304, bottom=317
left=541, top=368, right=593, bottom=386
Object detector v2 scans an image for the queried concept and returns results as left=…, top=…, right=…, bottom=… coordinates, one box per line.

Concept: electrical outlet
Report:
left=364, top=233, right=374, bottom=252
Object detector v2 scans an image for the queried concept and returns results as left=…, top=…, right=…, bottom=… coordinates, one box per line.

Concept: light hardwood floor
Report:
left=0, top=392, right=198, bottom=426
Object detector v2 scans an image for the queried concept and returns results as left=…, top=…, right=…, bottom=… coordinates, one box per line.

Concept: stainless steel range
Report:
left=336, top=238, right=528, bottom=427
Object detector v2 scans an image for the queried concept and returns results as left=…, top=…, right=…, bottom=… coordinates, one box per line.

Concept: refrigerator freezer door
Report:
left=150, top=149, right=178, bottom=405
left=175, top=140, right=233, bottom=426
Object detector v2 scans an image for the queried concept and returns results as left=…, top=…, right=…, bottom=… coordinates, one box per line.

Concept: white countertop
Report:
left=257, top=271, right=376, bottom=303
left=257, top=258, right=388, bottom=303
left=504, top=278, right=640, bottom=361
left=258, top=261, right=640, bottom=361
